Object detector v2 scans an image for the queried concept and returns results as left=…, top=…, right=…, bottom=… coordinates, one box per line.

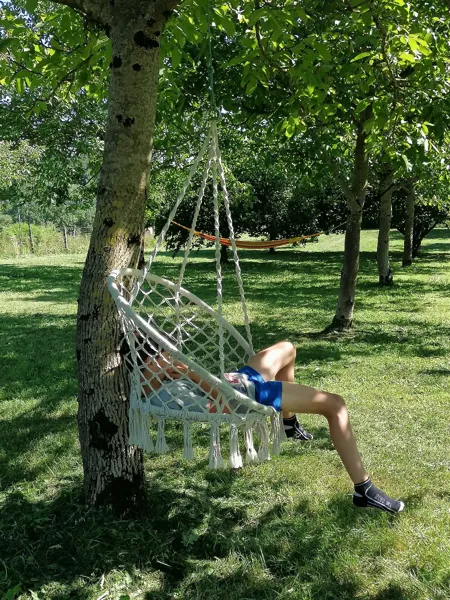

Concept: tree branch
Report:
left=50, top=0, right=109, bottom=26
left=323, top=150, right=354, bottom=203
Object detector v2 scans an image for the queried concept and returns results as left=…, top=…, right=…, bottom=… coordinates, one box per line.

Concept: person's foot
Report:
left=283, top=415, right=313, bottom=441
left=353, top=479, right=405, bottom=514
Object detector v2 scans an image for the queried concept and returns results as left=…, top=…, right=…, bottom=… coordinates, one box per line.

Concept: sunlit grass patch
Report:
left=1, top=230, right=449, bottom=600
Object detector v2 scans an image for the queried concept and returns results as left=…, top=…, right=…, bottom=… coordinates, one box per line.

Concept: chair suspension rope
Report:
left=212, top=122, right=254, bottom=354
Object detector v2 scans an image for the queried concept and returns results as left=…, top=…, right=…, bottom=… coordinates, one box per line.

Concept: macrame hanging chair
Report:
left=107, top=121, right=286, bottom=469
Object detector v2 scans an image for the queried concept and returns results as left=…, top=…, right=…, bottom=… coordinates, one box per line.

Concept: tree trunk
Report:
left=376, top=166, right=393, bottom=285
left=27, top=217, right=35, bottom=253
left=63, top=226, right=69, bottom=251
left=220, top=243, right=229, bottom=264
left=330, top=121, right=370, bottom=330
left=403, top=181, right=415, bottom=267
left=18, top=210, right=23, bottom=256
left=76, top=7, right=175, bottom=513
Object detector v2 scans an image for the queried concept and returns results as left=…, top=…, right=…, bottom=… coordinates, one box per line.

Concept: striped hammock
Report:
left=172, top=221, right=322, bottom=249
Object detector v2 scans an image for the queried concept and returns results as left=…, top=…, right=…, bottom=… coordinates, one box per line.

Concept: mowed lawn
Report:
left=0, top=229, right=449, bottom=600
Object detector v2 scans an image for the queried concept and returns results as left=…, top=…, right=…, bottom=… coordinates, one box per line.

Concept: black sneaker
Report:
left=284, top=416, right=314, bottom=441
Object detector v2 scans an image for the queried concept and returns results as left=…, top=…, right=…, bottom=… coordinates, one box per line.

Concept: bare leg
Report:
left=281, top=382, right=367, bottom=484
left=247, top=345, right=404, bottom=511
left=247, top=340, right=296, bottom=381
left=246, top=341, right=296, bottom=418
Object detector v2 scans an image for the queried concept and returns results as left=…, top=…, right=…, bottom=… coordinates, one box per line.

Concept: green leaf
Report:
left=246, top=77, right=257, bottom=95
left=356, top=98, right=373, bottom=113
left=25, top=0, right=39, bottom=13
left=248, top=8, right=265, bottom=27
left=215, top=13, right=236, bottom=38
left=269, top=15, right=283, bottom=42
left=351, top=51, right=372, bottom=62
left=399, top=52, right=415, bottom=63
left=360, top=10, right=372, bottom=26
left=223, top=55, right=247, bottom=68
left=363, top=118, right=375, bottom=134
left=312, top=41, right=331, bottom=62
left=178, top=19, right=200, bottom=44
left=2, top=585, right=22, bottom=600
left=0, top=37, right=19, bottom=51
left=402, top=154, right=412, bottom=171
left=171, top=45, right=181, bottom=69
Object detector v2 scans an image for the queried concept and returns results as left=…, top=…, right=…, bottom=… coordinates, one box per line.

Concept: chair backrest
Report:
left=107, top=268, right=273, bottom=416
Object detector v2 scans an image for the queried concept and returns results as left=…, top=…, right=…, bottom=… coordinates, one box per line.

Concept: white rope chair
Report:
left=107, top=122, right=285, bottom=468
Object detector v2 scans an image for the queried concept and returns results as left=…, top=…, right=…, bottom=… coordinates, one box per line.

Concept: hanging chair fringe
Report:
left=271, top=412, right=282, bottom=456
left=257, top=421, right=270, bottom=462
left=209, top=423, right=225, bottom=469
left=229, top=423, right=243, bottom=469
left=279, top=412, right=287, bottom=441
left=155, top=416, right=169, bottom=454
left=183, top=421, right=194, bottom=460
left=244, top=425, right=259, bottom=464
left=128, top=406, right=141, bottom=447
left=128, top=409, right=154, bottom=452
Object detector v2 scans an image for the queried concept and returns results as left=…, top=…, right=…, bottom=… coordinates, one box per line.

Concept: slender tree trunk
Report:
left=376, top=166, right=394, bottom=285
left=18, top=210, right=23, bottom=256
left=63, top=226, right=69, bottom=251
left=330, top=121, right=370, bottom=330
left=220, top=243, right=229, bottom=264
left=403, top=180, right=415, bottom=267
left=76, top=6, right=175, bottom=513
left=27, top=217, right=35, bottom=253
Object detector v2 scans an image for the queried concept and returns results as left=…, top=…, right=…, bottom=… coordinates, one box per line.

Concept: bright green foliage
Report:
left=0, top=139, right=42, bottom=188
left=0, top=86, right=104, bottom=232
left=0, top=1, right=109, bottom=107
left=159, top=0, right=450, bottom=190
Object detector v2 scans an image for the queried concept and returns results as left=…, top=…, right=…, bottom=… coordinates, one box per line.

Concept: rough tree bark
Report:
left=52, top=0, right=178, bottom=513
left=403, top=180, right=415, bottom=267
left=329, top=117, right=370, bottom=330
left=376, top=165, right=394, bottom=285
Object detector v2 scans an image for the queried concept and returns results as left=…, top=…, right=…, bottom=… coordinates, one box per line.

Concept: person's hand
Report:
left=166, top=363, right=188, bottom=380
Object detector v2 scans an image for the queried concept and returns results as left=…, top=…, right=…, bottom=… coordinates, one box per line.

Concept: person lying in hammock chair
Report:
left=141, top=340, right=404, bottom=514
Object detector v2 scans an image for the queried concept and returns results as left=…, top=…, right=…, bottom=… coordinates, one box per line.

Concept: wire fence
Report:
left=0, top=223, right=92, bottom=258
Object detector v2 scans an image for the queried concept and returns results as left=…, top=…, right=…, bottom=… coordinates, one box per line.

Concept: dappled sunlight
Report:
left=1, top=231, right=450, bottom=599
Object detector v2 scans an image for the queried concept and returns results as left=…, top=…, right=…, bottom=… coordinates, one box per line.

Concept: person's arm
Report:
left=140, top=352, right=171, bottom=394
left=166, top=361, right=231, bottom=414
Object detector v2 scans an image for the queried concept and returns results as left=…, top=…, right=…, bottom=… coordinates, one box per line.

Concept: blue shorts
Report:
left=237, top=365, right=283, bottom=412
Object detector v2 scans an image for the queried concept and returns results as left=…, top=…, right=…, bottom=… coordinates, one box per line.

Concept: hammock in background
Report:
left=171, top=220, right=323, bottom=249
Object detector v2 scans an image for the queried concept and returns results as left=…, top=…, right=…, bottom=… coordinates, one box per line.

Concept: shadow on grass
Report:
left=2, top=242, right=450, bottom=599
left=0, top=311, right=78, bottom=487
left=0, top=471, right=420, bottom=600
left=0, top=263, right=82, bottom=302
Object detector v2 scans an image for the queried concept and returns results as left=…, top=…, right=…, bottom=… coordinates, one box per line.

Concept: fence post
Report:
left=63, top=226, right=69, bottom=251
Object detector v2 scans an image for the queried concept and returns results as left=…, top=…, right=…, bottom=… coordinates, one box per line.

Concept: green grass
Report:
left=1, top=230, right=450, bottom=600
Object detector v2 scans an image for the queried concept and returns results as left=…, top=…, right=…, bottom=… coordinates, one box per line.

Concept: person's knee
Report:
left=280, top=340, right=296, bottom=360
left=323, top=393, right=347, bottom=419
